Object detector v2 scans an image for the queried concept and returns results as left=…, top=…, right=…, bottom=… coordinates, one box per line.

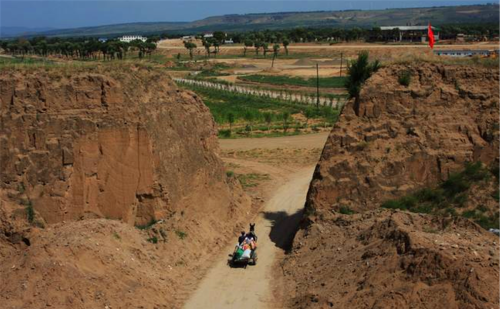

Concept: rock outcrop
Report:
left=306, top=63, right=499, bottom=213
left=0, top=66, right=248, bottom=226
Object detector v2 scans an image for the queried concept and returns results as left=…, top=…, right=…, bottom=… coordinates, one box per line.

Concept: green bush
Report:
left=398, top=70, right=412, bottom=86
left=339, top=206, right=355, bottom=215
left=147, top=236, right=158, bottom=244
left=218, top=129, right=232, bottom=138
left=345, top=51, right=381, bottom=99
left=175, top=230, right=187, bottom=240
left=135, top=219, right=158, bottom=230
left=226, top=170, right=234, bottom=177
left=26, top=200, right=35, bottom=224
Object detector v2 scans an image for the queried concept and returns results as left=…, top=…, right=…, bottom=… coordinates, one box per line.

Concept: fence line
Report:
left=173, top=78, right=346, bottom=108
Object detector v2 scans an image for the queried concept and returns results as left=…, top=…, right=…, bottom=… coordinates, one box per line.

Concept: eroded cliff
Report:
left=279, top=63, right=500, bottom=309
left=0, top=65, right=251, bottom=308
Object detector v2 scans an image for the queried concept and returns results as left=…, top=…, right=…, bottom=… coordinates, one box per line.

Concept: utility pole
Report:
left=316, top=63, right=320, bottom=110
left=339, top=52, right=343, bottom=77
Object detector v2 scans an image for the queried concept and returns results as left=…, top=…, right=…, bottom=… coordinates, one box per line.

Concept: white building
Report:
left=434, top=49, right=491, bottom=57
left=182, top=36, right=195, bottom=42
left=203, top=33, right=214, bottom=39
left=119, top=35, right=147, bottom=43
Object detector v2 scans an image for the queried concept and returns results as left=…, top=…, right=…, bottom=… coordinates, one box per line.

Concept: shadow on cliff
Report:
left=262, top=209, right=303, bottom=253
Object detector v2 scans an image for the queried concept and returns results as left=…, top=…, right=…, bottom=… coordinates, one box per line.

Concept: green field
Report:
left=238, top=75, right=347, bottom=89
left=179, top=83, right=339, bottom=138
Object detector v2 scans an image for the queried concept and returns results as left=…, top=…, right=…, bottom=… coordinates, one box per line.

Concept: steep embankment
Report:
left=307, top=63, right=499, bottom=213
left=279, top=63, right=500, bottom=308
left=0, top=65, right=251, bottom=308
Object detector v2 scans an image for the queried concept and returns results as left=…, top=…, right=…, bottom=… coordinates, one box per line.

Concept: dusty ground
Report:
left=219, top=132, right=329, bottom=151
left=182, top=133, right=328, bottom=309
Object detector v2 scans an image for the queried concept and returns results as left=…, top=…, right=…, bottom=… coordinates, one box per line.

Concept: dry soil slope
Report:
left=0, top=65, right=251, bottom=308
left=306, top=63, right=499, bottom=213
left=282, top=210, right=500, bottom=309
left=280, top=63, right=500, bottom=309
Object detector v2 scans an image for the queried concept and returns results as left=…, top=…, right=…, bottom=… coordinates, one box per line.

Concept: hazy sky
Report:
left=1, top=0, right=493, bottom=29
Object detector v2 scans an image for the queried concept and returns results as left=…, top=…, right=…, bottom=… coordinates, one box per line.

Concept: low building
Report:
left=203, top=33, right=214, bottom=39
left=434, top=50, right=491, bottom=57
left=182, top=36, right=195, bottom=42
left=98, top=38, right=108, bottom=43
left=380, top=26, right=439, bottom=42
left=224, top=39, right=234, bottom=44
left=119, top=35, right=147, bottom=43
left=456, top=33, right=465, bottom=42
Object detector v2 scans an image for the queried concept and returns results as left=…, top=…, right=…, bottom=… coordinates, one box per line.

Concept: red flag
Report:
left=428, top=23, right=435, bottom=49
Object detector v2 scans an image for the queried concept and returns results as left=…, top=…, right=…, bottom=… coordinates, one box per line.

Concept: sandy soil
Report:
left=219, top=132, right=329, bottom=151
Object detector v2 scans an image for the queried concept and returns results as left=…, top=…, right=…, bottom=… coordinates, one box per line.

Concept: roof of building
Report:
left=380, top=26, right=436, bottom=31
left=434, top=50, right=491, bottom=53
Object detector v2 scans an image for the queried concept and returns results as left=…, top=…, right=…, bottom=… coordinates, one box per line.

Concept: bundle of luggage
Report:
left=234, top=237, right=257, bottom=260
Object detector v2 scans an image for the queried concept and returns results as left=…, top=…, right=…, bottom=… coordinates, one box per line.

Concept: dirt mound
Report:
left=280, top=210, right=499, bottom=309
left=0, top=65, right=252, bottom=308
left=306, top=62, right=499, bottom=213
left=1, top=218, right=248, bottom=308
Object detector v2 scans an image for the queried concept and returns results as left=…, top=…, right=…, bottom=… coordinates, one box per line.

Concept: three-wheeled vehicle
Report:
left=228, top=246, right=258, bottom=268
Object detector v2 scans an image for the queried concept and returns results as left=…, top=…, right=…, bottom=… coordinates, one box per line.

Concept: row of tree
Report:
left=184, top=38, right=286, bottom=59
left=179, top=23, right=499, bottom=45
left=0, top=36, right=158, bottom=60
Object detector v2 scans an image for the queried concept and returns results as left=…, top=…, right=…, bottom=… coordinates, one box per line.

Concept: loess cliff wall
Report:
left=306, top=63, right=499, bottom=213
left=0, top=66, right=248, bottom=226
left=279, top=63, right=500, bottom=309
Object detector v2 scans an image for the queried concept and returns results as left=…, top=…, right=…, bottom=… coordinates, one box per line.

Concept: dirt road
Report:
left=183, top=133, right=328, bottom=309
left=183, top=166, right=314, bottom=309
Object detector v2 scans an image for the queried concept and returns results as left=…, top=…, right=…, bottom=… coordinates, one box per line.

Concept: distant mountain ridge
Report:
left=5, top=3, right=499, bottom=38
left=0, top=27, right=57, bottom=38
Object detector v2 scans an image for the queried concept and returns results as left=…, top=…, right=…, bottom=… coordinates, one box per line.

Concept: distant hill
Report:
left=0, top=27, right=57, bottom=38
left=8, top=4, right=500, bottom=38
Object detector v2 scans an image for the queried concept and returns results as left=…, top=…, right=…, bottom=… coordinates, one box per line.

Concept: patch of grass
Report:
left=147, top=236, right=158, bottom=244
left=357, top=141, right=369, bottom=150
left=339, top=206, right=355, bottom=215
left=218, top=129, right=232, bottom=138
left=175, top=230, right=187, bottom=240
left=226, top=170, right=234, bottom=177
left=236, top=173, right=271, bottom=188
left=398, top=70, right=411, bottom=86
left=135, top=219, right=158, bottom=230
left=26, top=200, right=35, bottom=224
left=381, top=162, right=498, bottom=229
left=238, top=74, right=347, bottom=89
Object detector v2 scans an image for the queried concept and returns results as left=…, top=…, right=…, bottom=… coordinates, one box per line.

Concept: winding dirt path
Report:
left=183, top=166, right=314, bottom=309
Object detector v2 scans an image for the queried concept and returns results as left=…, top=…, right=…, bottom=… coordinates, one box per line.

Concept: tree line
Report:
left=181, top=23, right=499, bottom=46
left=0, top=36, right=159, bottom=60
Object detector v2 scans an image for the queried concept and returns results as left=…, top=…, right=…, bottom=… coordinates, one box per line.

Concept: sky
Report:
left=0, top=0, right=493, bottom=30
